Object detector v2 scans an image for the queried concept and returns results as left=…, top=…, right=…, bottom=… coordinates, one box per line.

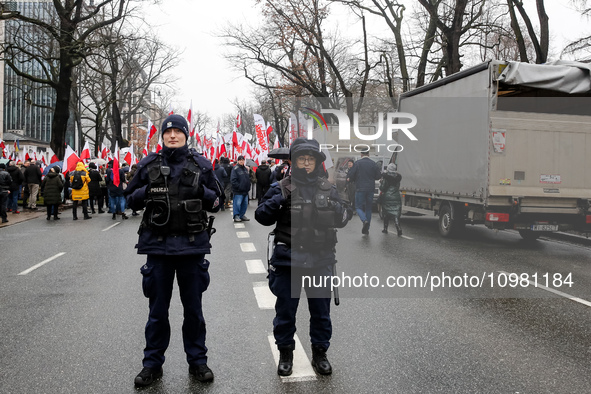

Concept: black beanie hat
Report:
left=161, top=114, right=190, bottom=139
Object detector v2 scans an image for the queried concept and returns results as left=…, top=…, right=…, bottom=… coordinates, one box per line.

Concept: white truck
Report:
left=394, top=60, right=591, bottom=239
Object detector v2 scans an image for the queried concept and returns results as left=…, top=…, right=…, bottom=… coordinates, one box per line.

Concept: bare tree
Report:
left=0, top=0, right=131, bottom=159
left=506, top=0, right=549, bottom=63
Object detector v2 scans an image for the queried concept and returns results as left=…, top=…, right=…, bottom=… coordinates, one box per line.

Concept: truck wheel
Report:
left=438, top=204, right=456, bottom=237
left=518, top=229, right=541, bottom=241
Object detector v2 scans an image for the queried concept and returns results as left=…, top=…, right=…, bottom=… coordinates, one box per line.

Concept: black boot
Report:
left=134, top=366, right=163, bottom=387
left=121, top=213, right=129, bottom=220
left=112, top=213, right=116, bottom=220
left=277, top=348, right=294, bottom=376
left=382, top=224, right=388, bottom=233
left=394, top=217, right=402, bottom=236
left=311, top=345, right=332, bottom=375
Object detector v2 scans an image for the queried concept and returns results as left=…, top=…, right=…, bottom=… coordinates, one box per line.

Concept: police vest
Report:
left=274, top=176, right=338, bottom=251
left=141, top=154, right=208, bottom=237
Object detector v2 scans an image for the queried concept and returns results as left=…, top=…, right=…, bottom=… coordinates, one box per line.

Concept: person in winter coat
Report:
left=255, top=137, right=352, bottom=377
left=255, top=161, right=272, bottom=204
left=230, top=155, right=251, bottom=222
left=126, top=164, right=140, bottom=216
left=347, top=151, right=382, bottom=235
left=213, top=162, right=228, bottom=211
left=6, top=161, right=23, bottom=214
left=70, top=162, right=92, bottom=220
left=125, top=114, right=223, bottom=387
left=24, top=160, right=42, bottom=210
left=0, top=163, right=11, bottom=223
left=87, top=163, right=104, bottom=214
left=218, top=157, right=232, bottom=209
left=379, top=163, right=403, bottom=236
left=106, top=163, right=128, bottom=220
left=42, top=167, right=64, bottom=220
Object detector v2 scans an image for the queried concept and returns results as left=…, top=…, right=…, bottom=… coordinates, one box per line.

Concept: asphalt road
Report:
left=1, top=205, right=591, bottom=393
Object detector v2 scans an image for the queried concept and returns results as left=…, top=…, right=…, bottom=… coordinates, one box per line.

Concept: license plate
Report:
left=531, top=224, right=558, bottom=232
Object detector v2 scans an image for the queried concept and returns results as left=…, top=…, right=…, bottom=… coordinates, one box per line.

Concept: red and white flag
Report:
left=154, top=137, right=163, bottom=153
left=148, top=119, right=158, bottom=141
left=63, top=145, right=79, bottom=174
left=80, top=141, right=91, bottom=161
left=236, top=113, right=242, bottom=128
left=47, top=147, right=59, bottom=163
left=112, top=141, right=120, bottom=187
left=168, top=104, right=174, bottom=116
left=124, top=143, right=135, bottom=166
left=100, top=143, right=109, bottom=160
left=253, top=114, right=269, bottom=158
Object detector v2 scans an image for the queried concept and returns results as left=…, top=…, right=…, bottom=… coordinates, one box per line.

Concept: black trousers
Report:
left=72, top=199, right=89, bottom=218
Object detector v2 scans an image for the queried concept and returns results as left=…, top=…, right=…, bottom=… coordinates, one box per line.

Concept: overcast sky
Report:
left=142, top=0, right=589, bottom=124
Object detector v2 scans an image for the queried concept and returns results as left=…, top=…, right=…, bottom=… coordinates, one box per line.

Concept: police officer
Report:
left=255, top=137, right=351, bottom=376
left=125, top=114, right=223, bottom=387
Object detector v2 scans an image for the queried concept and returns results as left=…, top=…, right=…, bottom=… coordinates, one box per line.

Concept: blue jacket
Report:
left=125, top=146, right=223, bottom=256
left=347, top=157, right=381, bottom=192
left=231, top=164, right=251, bottom=194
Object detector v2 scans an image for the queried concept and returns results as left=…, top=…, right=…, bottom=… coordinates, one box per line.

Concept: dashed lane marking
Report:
left=236, top=231, right=250, bottom=238
left=499, top=271, right=591, bottom=308
left=240, top=243, right=257, bottom=252
left=253, top=282, right=275, bottom=309
left=102, top=222, right=121, bottom=232
left=18, top=252, right=66, bottom=276
left=234, top=223, right=246, bottom=229
left=401, top=235, right=413, bottom=240
left=268, top=334, right=317, bottom=382
left=246, top=259, right=267, bottom=274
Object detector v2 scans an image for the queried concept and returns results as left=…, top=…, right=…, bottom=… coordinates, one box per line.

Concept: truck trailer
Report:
left=394, top=60, right=591, bottom=240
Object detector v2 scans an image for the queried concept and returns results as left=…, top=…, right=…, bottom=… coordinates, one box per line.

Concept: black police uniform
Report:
left=255, top=137, right=351, bottom=375
left=125, top=139, right=223, bottom=379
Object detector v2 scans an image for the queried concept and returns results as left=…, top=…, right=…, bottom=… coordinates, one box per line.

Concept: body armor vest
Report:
left=141, top=154, right=208, bottom=237
left=274, top=176, right=338, bottom=251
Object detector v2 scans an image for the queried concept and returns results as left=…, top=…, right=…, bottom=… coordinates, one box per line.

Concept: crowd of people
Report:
left=0, top=158, right=141, bottom=223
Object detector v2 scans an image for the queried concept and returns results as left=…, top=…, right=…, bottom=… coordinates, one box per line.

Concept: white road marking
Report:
left=234, top=223, right=246, bottom=229
left=102, top=222, right=121, bottom=232
left=401, top=235, right=413, bottom=240
left=246, top=259, right=267, bottom=274
left=240, top=243, right=257, bottom=252
left=499, top=271, right=591, bottom=308
left=268, top=334, right=317, bottom=382
left=236, top=231, right=250, bottom=238
left=253, top=282, right=276, bottom=309
left=18, top=252, right=66, bottom=276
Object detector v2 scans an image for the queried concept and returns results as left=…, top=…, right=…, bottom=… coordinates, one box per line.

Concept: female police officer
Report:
left=255, top=137, right=351, bottom=376
left=125, top=114, right=223, bottom=387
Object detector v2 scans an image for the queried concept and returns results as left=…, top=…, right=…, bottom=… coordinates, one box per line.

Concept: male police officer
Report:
left=255, top=137, right=351, bottom=376
left=125, top=114, right=223, bottom=387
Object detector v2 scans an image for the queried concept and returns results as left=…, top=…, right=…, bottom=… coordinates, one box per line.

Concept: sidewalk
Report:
left=0, top=204, right=72, bottom=228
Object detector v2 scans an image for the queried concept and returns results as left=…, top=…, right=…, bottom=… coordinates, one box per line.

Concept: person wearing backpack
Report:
left=70, top=162, right=92, bottom=220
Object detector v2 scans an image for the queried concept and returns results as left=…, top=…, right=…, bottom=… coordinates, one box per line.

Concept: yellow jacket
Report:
left=70, top=162, right=91, bottom=201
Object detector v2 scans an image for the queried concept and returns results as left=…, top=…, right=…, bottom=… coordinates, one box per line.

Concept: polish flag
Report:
left=101, top=143, right=109, bottom=160
left=168, top=104, right=174, bottom=116
left=63, top=145, right=79, bottom=174
left=41, top=155, right=47, bottom=166
left=154, top=137, right=162, bottom=153
left=148, top=119, right=158, bottom=141
left=124, top=143, right=135, bottom=165
left=236, top=113, right=242, bottom=128
left=266, top=121, right=274, bottom=140
left=112, top=141, right=121, bottom=187
left=80, top=141, right=91, bottom=161
left=47, top=147, right=59, bottom=163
